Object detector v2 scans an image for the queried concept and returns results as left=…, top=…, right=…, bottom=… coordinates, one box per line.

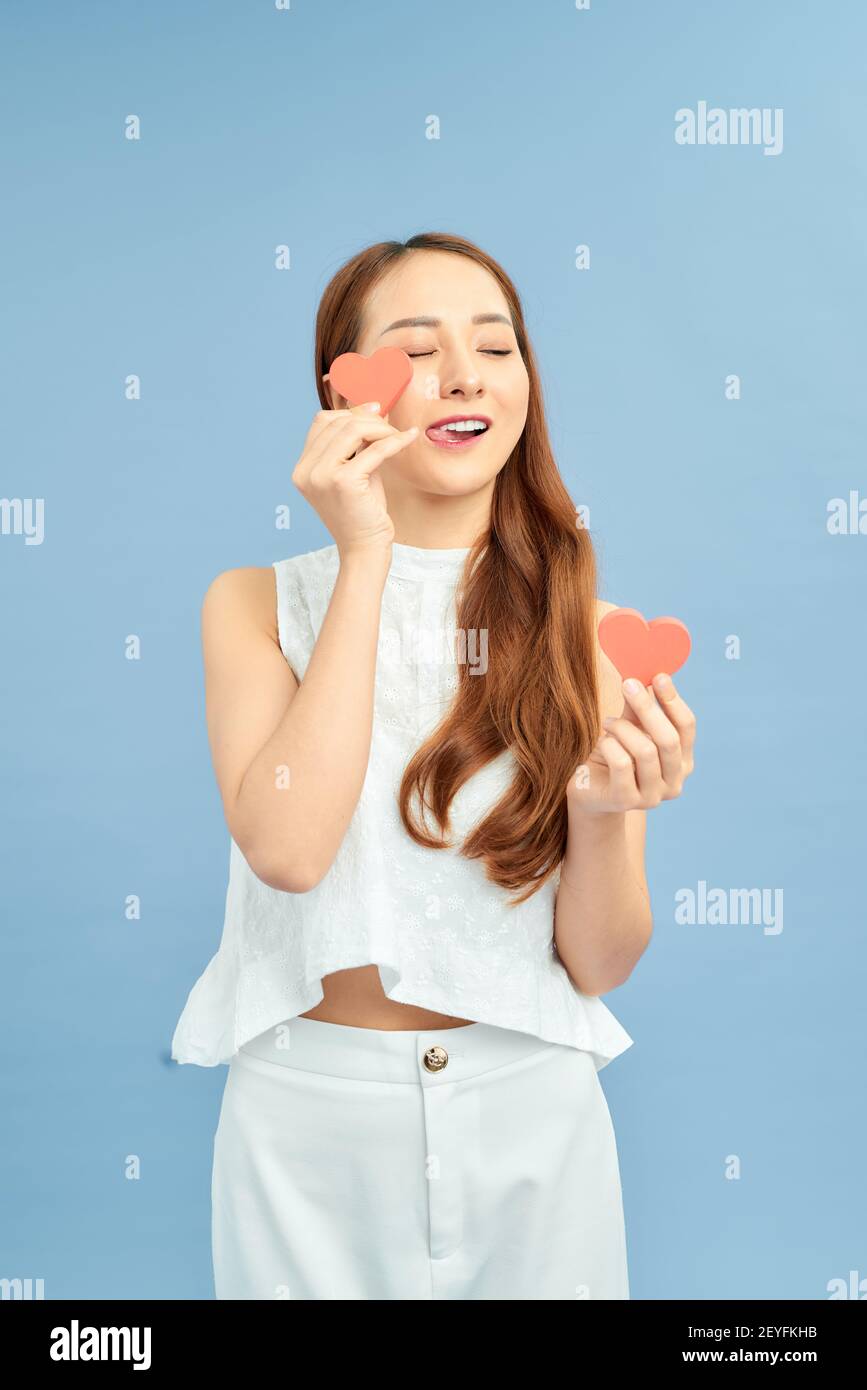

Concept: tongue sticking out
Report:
left=426, top=424, right=486, bottom=443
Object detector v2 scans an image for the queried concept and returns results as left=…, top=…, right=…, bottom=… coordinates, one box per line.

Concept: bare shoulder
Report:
left=202, top=566, right=279, bottom=644
left=593, top=598, right=623, bottom=722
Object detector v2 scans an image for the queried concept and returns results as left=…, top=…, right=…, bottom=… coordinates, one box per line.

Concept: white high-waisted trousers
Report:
left=211, top=1015, right=629, bottom=1301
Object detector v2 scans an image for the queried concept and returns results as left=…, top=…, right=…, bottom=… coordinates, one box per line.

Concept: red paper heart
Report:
left=598, top=607, right=691, bottom=686
left=327, top=347, right=413, bottom=415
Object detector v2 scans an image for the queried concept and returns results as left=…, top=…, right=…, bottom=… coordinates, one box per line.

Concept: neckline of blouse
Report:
left=387, top=541, right=473, bottom=581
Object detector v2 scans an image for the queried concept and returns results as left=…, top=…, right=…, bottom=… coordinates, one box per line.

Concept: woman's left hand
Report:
left=567, top=672, right=696, bottom=816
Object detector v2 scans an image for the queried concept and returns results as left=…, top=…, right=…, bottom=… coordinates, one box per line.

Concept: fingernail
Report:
left=654, top=673, right=671, bottom=689
left=363, top=400, right=381, bottom=411
left=406, top=424, right=419, bottom=434
left=603, top=716, right=616, bottom=728
left=624, top=678, right=642, bottom=693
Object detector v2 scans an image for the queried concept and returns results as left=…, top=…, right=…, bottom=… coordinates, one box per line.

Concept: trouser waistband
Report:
left=237, top=1015, right=559, bottom=1086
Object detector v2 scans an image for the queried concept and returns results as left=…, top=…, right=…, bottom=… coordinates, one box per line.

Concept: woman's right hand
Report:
left=291, top=402, right=418, bottom=562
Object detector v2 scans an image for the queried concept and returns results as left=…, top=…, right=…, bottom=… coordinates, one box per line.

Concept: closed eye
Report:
left=406, top=349, right=513, bottom=358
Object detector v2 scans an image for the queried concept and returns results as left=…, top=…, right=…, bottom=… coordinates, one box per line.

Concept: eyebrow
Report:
left=378, top=313, right=513, bottom=336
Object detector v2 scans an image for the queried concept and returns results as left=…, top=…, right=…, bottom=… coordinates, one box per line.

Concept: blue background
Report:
left=1, top=0, right=864, bottom=1300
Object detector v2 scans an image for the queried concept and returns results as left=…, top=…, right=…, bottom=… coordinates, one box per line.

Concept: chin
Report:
left=403, top=460, right=501, bottom=496
left=395, top=443, right=506, bottom=490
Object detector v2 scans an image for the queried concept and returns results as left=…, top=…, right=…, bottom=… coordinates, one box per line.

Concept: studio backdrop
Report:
left=1, top=0, right=864, bottom=1300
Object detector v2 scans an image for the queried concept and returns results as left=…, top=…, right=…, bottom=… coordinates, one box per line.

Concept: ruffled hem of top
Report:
left=170, top=951, right=634, bottom=1074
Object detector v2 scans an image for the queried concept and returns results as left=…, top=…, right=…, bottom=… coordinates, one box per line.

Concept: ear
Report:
left=321, top=372, right=347, bottom=412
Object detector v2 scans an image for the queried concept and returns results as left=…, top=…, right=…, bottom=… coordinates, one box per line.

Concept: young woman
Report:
left=171, top=231, right=696, bottom=1301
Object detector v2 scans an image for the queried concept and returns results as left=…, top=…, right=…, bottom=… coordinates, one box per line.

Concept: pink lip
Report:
left=424, top=414, right=493, bottom=449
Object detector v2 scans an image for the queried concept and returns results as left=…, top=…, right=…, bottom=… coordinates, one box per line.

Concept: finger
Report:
left=325, top=416, right=408, bottom=468
left=650, top=673, right=697, bottom=769
left=337, top=427, right=419, bottom=480
left=330, top=396, right=392, bottom=427
left=593, top=732, right=640, bottom=806
left=600, top=717, right=668, bottom=801
left=619, top=677, right=686, bottom=786
left=294, top=410, right=358, bottom=486
left=301, top=402, right=385, bottom=463
left=299, top=414, right=400, bottom=484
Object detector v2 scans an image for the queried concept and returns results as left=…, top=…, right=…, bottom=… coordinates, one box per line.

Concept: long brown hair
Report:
left=314, top=232, right=601, bottom=905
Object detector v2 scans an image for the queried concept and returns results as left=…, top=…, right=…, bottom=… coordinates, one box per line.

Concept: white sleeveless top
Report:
left=170, top=541, right=634, bottom=1071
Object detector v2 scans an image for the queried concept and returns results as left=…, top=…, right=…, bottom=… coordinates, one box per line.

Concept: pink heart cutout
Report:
left=327, top=347, right=413, bottom=415
left=598, top=607, right=691, bottom=686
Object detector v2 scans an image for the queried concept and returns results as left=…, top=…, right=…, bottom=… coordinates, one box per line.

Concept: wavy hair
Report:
left=314, top=232, right=601, bottom=905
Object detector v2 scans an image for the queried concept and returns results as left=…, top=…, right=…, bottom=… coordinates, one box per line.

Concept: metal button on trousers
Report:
left=422, top=1044, right=449, bottom=1072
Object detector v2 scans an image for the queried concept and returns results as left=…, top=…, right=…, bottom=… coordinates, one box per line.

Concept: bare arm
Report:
left=202, top=554, right=390, bottom=893
left=554, top=600, right=653, bottom=994
left=202, top=399, right=418, bottom=893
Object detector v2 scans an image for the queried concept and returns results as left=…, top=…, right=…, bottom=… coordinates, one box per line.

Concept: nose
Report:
left=436, top=342, right=486, bottom=401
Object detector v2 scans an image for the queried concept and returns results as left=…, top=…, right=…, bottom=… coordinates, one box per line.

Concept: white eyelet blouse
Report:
left=170, top=541, right=634, bottom=1071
